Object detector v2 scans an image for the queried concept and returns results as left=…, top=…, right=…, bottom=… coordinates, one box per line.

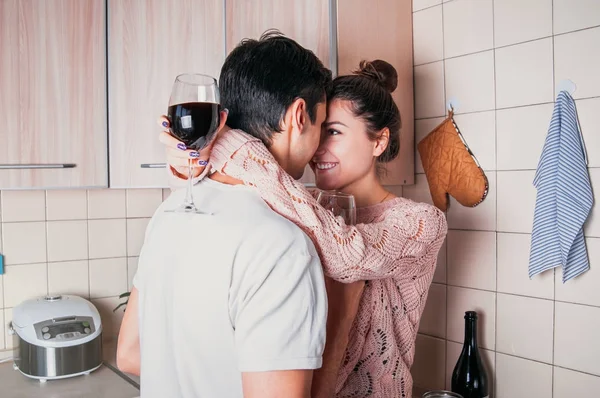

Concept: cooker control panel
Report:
left=34, top=316, right=96, bottom=342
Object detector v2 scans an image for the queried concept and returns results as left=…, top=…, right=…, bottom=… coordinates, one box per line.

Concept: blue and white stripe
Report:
left=529, top=91, right=594, bottom=282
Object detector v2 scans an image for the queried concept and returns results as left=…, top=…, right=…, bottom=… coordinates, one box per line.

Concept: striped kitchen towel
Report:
left=529, top=91, right=594, bottom=282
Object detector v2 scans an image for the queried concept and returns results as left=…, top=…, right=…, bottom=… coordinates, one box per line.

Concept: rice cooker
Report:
left=9, top=295, right=103, bottom=381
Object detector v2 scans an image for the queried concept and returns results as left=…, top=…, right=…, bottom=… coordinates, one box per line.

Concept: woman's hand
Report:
left=158, top=110, right=228, bottom=180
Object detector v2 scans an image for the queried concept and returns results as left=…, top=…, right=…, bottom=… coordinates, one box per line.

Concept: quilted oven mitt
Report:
left=417, top=111, right=488, bottom=212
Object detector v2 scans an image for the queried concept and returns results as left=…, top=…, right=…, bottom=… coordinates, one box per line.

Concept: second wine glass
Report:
left=166, top=73, right=220, bottom=214
left=315, top=191, right=357, bottom=225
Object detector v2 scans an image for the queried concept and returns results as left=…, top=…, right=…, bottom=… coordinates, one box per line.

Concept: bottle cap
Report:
left=464, top=311, right=477, bottom=320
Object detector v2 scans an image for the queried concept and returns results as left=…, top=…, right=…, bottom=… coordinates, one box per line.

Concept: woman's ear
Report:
left=373, top=128, right=390, bottom=157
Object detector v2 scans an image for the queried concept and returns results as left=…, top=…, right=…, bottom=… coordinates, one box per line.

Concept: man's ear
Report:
left=287, top=98, right=307, bottom=136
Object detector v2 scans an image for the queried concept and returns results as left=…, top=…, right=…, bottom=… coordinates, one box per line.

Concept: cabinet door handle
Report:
left=140, top=163, right=166, bottom=169
left=0, top=163, right=76, bottom=169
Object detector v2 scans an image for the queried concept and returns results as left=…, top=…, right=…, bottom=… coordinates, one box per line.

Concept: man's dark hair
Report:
left=219, top=30, right=332, bottom=146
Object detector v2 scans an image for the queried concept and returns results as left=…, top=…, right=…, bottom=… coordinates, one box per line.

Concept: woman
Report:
left=161, top=60, right=447, bottom=397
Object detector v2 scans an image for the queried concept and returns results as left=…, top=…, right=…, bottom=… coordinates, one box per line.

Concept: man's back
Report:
left=133, top=178, right=327, bottom=397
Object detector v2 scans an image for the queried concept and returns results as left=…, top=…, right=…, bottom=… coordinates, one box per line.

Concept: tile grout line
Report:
left=551, top=0, right=556, bottom=395
left=43, top=193, right=49, bottom=298
left=491, top=0, right=499, bottom=394
left=440, top=1, right=449, bottom=390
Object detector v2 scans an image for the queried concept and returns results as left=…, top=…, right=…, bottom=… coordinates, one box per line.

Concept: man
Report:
left=117, top=32, right=332, bottom=398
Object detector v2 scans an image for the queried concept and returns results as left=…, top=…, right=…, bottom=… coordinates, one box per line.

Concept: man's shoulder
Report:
left=243, top=207, right=318, bottom=258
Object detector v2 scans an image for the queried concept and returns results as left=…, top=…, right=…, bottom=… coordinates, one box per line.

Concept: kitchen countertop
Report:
left=0, top=361, right=139, bottom=398
left=102, top=339, right=140, bottom=387
left=0, top=338, right=139, bottom=398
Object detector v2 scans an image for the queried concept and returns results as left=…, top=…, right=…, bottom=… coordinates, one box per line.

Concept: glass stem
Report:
left=184, top=161, right=195, bottom=208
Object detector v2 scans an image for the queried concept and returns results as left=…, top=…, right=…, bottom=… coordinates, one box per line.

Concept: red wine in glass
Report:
left=167, top=102, right=221, bottom=150
left=166, top=74, right=220, bottom=214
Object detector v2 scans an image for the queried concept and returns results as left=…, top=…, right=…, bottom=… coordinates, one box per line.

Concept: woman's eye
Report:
left=328, top=129, right=341, bottom=136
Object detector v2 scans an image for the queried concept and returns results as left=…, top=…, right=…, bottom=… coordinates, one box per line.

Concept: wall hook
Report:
left=446, top=97, right=460, bottom=113
left=557, top=79, right=577, bottom=95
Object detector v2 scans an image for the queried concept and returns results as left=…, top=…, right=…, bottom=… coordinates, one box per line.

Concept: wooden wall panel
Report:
left=108, top=0, right=226, bottom=188
left=337, top=0, right=415, bottom=186
left=0, top=0, right=108, bottom=189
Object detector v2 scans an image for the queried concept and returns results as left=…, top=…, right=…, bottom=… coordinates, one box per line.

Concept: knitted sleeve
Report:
left=208, top=132, right=448, bottom=283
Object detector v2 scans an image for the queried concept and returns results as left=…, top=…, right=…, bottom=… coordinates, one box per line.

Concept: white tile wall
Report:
left=496, top=293, right=553, bottom=363
left=0, top=188, right=163, bottom=356
left=496, top=104, right=554, bottom=170
left=412, top=1, right=600, bottom=395
left=554, top=302, right=600, bottom=376
left=443, top=0, right=493, bottom=58
left=46, top=190, right=87, bottom=221
left=493, top=0, right=552, bottom=48
left=412, top=334, right=447, bottom=390
left=554, top=27, right=600, bottom=100
left=553, top=0, right=600, bottom=35
left=419, top=283, right=447, bottom=338
left=415, top=61, right=446, bottom=118
left=413, top=0, right=442, bottom=13
left=413, top=5, right=444, bottom=65
left=495, top=38, right=554, bottom=109
left=577, top=98, right=600, bottom=168
left=554, top=366, right=600, bottom=398
left=496, top=233, right=554, bottom=300
left=495, top=353, right=553, bottom=398
left=447, top=230, right=496, bottom=291
left=445, top=51, right=496, bottom=113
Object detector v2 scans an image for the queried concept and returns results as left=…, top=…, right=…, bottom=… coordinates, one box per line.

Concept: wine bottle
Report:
left=451, top=311, right=489, bottom=398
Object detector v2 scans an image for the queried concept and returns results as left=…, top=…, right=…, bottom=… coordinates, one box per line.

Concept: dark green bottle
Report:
left=451, top=311, right=489, bottom=398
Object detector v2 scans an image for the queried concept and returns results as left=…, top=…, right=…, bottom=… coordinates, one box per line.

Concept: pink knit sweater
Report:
left=191, top=130, right=447, bottom=397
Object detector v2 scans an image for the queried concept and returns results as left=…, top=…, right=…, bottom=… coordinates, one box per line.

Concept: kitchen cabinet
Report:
left=0, top=0, right=108, bottom=189
left=226, top=0, right=332, bottom=186
left=108, top=0, right=226, bottom=188
left=336, top=0, right=415, bottom=186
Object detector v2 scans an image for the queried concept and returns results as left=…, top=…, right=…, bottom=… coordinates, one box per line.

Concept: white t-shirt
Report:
left=133, top=178, right=327, bottom=398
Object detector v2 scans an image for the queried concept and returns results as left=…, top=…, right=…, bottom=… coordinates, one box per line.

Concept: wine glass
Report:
left=166, top=74, right=220, bottom=214
left=315, top=191, right=356, bottom=225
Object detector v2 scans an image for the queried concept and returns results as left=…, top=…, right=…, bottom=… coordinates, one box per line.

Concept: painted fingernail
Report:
left=162, top=121, right=169, bottom=127
left=177, top=143, right=187, bottom=150
left=198, top=160, right=208, bottom=166
left=189, top=151, right=200, bottom=158
left=223, top=108, right=229, bottom=115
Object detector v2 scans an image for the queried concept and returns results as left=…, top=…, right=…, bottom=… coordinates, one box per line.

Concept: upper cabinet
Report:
left=226, top=0, right=332, bottom=186
left=336, top=0, right=415, bottom=186
left=0, top=0, right=108, bottom=189
left=225, top=0, right=331, bottom=65
left=108, top=0, right=226, bottom=188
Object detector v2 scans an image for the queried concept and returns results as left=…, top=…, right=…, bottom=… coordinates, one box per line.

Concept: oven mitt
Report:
left=417, top=111, right=488, bottom=211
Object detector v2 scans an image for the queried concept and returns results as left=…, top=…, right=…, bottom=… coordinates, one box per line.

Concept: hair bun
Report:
left=356, top=60, right=398, bottom=93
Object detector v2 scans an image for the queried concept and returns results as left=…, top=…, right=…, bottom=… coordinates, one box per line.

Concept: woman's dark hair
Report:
left=220, top=30, right=332, bottom=146
left=328, top=60, right=401, bottom=167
